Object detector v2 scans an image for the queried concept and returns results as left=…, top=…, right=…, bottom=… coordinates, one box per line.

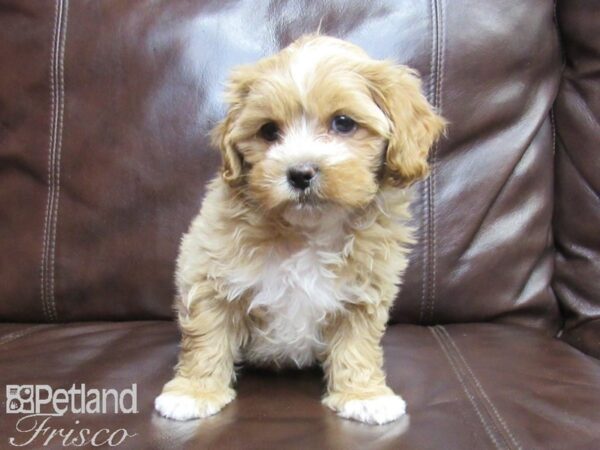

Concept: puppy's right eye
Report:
left=259, top=122, right=280, bottom=142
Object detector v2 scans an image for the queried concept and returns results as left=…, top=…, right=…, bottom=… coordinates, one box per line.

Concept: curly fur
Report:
left=156, top=34, right=445, bottom=425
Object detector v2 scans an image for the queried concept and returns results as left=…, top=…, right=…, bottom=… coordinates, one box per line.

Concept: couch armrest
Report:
left=554, top=0, right=600, bottom=358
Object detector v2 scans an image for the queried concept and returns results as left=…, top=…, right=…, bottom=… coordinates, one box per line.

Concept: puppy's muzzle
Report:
left=287, top=163, right=319, bottom=191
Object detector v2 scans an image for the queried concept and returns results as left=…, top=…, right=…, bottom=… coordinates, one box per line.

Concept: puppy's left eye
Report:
left=331, top=115, right=357, bottom=134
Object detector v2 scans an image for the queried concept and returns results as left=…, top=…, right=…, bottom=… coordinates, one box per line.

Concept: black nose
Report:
left=287, top=163, right=319, bottom=190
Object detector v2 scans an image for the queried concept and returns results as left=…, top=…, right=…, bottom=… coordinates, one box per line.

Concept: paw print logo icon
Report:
left=5, top=385, right=35, bottom=414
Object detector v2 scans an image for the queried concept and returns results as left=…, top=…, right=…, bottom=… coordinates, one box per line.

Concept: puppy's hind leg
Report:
left=321, top=305, right=406, bottom=425
left=155, top=284, right=241, bottom=421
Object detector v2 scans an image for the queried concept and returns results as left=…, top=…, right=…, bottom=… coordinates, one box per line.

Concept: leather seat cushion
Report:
left=1, top=321, right=599, bottom=449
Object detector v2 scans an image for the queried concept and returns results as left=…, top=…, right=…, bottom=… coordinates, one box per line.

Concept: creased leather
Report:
left=553, top=0, right=600, bottom=358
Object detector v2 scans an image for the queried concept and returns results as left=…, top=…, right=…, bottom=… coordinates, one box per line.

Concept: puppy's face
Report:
left=213, top=36, right=444, bottom=216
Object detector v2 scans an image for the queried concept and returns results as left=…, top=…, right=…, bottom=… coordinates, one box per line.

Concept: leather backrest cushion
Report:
left=554, top=0, right=600, bottom=358
left=0, top=0, right=562, bottom=325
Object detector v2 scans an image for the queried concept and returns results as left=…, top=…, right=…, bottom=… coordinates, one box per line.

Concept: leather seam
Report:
left=428, top=0, right=445, bottom=323
left=41, top=0, right=69, bottom=322
left=550, top=109, right=556, bottom=158
left=41, top=0, right=61, bottom=322
left=438, top=325, right=522, bottom=450
left=431, top=326, right=506, bottom=450
left=427, top=0, right=439, bottom=325
left=420, top=0, right=434, bottom=323
left=0, top=326, right=51, bottom=348
left=421, top=0, right=444, bottom=324
left=419, top=177, right=428, bottom=324
left=421, top=0, right=438, bottom=324
left=428, top=328, right=488, bottom=450
left=51, top=0, right=69, bottom=321
left=439, top=326, right=521, bottom=450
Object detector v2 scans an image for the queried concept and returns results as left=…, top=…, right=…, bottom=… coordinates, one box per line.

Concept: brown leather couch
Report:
left=1, top=1, right=599, bottom=449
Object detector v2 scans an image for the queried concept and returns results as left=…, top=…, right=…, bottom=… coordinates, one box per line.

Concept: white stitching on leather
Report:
left=48, top=0, right=64, bottom=321
left=46, top=0, right=63, bottom=322
left=420, top=0, right=438, bottom=324
left=48, top=0, right=69, bottom=321
left=421, top=0, right=445, bottom=324
left=0, top=326, right=49, bottom=348
left=428, top=0, right=445, bottom=323
left=440, top=326, right=522, bottom=450
left=41, top=0, right=60, bottom=321
left=420, top=183, right=429, bottom=322
left=41, top=0, right=68, bottom=322
left=430, top=327, right=503, bottom=449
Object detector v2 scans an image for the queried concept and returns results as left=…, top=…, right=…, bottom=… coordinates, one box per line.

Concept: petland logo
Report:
left=5, top=384, right=138, bottom=447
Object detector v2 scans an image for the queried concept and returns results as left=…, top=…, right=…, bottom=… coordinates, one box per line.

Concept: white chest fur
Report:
left=228, top=208, right=351, bottom=368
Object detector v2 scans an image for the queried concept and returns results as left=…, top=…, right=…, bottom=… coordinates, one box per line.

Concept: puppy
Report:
left=155, top=35, right=444, bottom=425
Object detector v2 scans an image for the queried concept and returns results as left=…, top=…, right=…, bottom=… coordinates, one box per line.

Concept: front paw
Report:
left=323, top=392, right=406, bottom=425
left=155, top=383, right=235, bottom=421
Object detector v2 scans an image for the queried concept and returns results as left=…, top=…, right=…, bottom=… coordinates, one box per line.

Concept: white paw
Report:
left=337, top=394, right=407, bottom=425
left=154, top=393, right=221, bottom=421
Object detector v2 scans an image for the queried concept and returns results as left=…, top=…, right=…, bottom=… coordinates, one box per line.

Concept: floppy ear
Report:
left=211, top=66, right=257, bottom=185
left=362, top=62, right=446, bottom=187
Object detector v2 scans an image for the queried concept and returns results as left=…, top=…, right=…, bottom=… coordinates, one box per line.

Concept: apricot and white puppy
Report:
left=155, top=35, right=444, bottom=425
